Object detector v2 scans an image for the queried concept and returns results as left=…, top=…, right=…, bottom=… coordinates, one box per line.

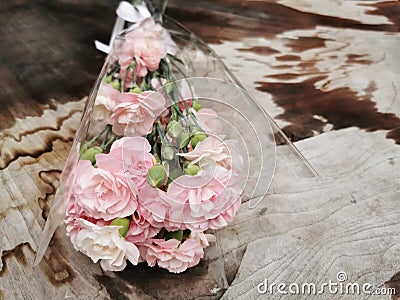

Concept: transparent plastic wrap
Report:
left=34, top=1, right=317, bottom=299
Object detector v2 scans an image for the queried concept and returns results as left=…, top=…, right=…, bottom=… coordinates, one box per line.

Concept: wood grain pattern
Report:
left=0, top=0, right=114, bottom=130
left=0, top=0, right=399, bottom=299
left=221, top=128, right=400, bottom=299
left=168, top=0, right=400, bottom=144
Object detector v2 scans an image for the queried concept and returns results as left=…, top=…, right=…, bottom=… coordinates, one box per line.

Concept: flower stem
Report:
left=87, top=125, right=111, bottom=146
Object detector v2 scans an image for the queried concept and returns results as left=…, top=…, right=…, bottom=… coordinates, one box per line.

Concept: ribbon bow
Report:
left=94, top=1, right=152, bottom=54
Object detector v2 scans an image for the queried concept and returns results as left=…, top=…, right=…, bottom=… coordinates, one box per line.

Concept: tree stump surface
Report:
left=0, top=0, right=399, bottom=299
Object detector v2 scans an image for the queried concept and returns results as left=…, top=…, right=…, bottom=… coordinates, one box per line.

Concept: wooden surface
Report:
left=1, top=0, right=399, bottom=299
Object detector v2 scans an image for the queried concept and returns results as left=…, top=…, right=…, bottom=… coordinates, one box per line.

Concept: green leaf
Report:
left=164, top=229, right=184, bottom=241
left=110, top=218, right=131, bottom=238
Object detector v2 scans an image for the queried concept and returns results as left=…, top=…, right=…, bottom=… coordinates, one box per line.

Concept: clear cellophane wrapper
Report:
left=35, top=1, right=316, bottom=299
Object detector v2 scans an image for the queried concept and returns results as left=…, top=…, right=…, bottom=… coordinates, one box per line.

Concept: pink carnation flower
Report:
left=96, top=137, right=155, bottom=195
left=71, top=160, right=137, bottom=221
left=125, top=211, right=160, bottom=244
left=119, top=18, right=167, bottom=78
left=65, top=196, right=84, bottom=246
left=166, top=166, right=242, bottom=231
left=137, top=183, right=181, bottom=232
left=143, top=237, right=204, bottom=273
left=109, top=91, right=166, bottom=136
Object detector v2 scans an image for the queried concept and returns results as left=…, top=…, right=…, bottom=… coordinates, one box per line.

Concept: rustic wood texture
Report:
left=1, top=0, right=399, bottom=299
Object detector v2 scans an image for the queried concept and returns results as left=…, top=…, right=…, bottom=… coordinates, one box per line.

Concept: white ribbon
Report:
left=94, top=1, right=152, bottom=54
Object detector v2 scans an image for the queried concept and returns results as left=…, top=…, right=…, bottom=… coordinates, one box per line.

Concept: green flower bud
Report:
left=110, top=217, right=130, bottom=238
left=167, top=120, right=182, bottom=138
left=184, top=163, right=201, bottom=176
left=161, top=146, right=175, bottom=160
left=104, top=75, right=113, bottom=84
left=110, top=79, right=120, bottom=91
left=191, top=127, right=202, bottom=134
left=80, top=146, right=103, bottom=165
left=129, top=86, right=142, bottom=94
left=192, top=100, right=202, bottom=112
left=183, top=160, right=190, bottom=169
left=147, top=164, right=167, bottom=188
left=178, top=132, right=190, bottom=149
left=190, top=129, right=207, bottom=148
left=164, top=229, right=183, bottom=241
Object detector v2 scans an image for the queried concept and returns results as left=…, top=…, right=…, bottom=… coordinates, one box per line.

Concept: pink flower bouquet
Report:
left=61, top=17, right=248, bottom=274
left=35, top=2, right=285, bottom=298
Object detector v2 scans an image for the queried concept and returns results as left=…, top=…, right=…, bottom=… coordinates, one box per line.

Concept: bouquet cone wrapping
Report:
left=35, top=1, right=316, bottom=298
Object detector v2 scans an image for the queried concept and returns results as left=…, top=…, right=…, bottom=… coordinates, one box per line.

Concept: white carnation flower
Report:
left=76, top=219, right=140, bottom=272
left=178, top=136, right=242, bottom=172
left=92, top=83, right=119, bottom=121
